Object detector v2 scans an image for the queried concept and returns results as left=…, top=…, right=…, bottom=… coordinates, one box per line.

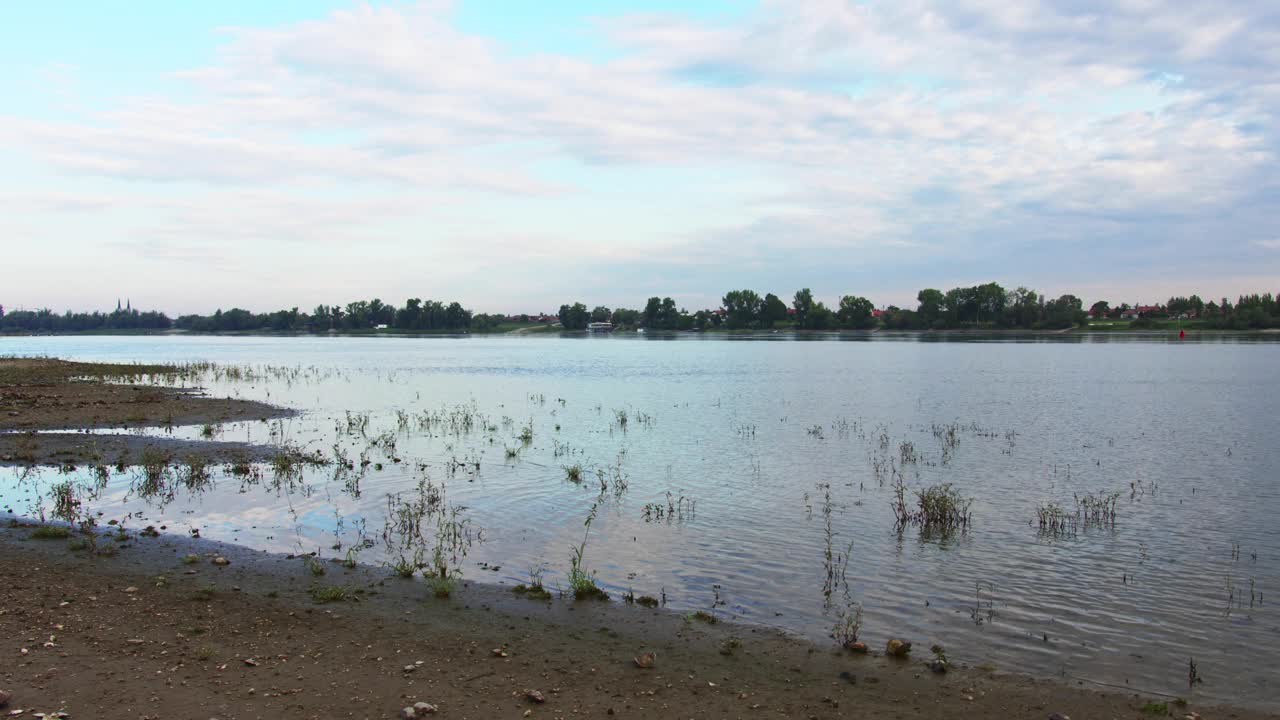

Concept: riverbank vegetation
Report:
left=3, top=284, right=1277, bottom=334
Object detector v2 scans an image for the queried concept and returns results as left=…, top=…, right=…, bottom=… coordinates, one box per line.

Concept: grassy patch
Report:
left=31, top=525, right=71, bottom=540
left=511, top=583, right=554, bottom=601
left=309, top=584, right=352, bottom=603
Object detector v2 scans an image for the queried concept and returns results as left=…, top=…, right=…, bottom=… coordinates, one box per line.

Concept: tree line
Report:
left=3, top=284, right=1278, bottom=334
left=0, top=304, right=171, bottom=333
left=559, top=284, right=1280, bottom=331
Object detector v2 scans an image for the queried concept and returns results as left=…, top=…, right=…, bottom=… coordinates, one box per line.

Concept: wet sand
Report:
left=1, top=521, right=1269, bottom=720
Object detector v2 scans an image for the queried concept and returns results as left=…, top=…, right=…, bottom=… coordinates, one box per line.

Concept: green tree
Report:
left=792, top=288, right=814, bottom=327
left=917, top=288, right=945, bottom=326
left=558, top=302, right=590, bottom=330
left=761, top=293, right=788, bottom=327
left=723, top=289, right=763, bottom=329
left=837, top=295, right=876, bottom=329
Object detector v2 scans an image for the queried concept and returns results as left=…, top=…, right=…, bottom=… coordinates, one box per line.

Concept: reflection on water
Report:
left=2, top=334, right=1279, bottom=708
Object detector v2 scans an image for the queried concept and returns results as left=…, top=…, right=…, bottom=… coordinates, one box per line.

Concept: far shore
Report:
left=4, top=325, right=1278, bottom=338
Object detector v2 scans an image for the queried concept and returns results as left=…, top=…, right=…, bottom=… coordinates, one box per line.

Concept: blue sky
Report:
left=2, top=0, right=1277, bottom=314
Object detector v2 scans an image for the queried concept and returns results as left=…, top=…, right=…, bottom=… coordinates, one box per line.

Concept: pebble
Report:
left=212, top=557, right=230, bottom=566
left=0, top=689, right=10, bottom=707
left=525, top=690, right=546, bottom=704
left=412, top=702, right=437, bottom=715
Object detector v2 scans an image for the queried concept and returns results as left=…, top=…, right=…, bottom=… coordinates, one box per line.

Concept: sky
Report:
left=2, top=0, right=1278, bottom=315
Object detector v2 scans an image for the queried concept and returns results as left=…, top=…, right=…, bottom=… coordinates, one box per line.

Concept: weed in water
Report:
left=689, top=610, right=718, bottom=624
left=564, top=463, right=584, bottom=483
left=893, top=480, right=972, bottom=532
left=305, top=555, right=326, bottom=576
left=568, top=498, right=608, bottom=600
left=50, top=481, right=80, bottom=523
left=390, top=552, right=420, bottom=578
left=512, top=565, right=552, bottom=600
left=831, top=603, right=863, bottom=649
left=426, top=573, right=456, bottom=598
left=636, top=595, right=660, bottom=608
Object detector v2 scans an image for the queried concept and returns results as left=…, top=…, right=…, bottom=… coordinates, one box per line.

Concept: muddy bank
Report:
left=1, top=521, right=1265, bottom=720
left=0, top=357, right=290, bottom=432
left=0, top=357, right=292, bottom=466
left=0, top=433, right=283, bottom=468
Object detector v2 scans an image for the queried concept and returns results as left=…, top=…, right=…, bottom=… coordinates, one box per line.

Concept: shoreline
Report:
left=2, top=517, right=1269, bottom=719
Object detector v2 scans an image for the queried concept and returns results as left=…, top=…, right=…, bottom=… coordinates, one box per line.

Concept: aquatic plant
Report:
left=893, top=481, right=972, bottom=532
left=831, top=603, right=863, bottom=649
left=512, top=565, right=552, bottom=600
left=50, top=481, right=80, bottom=523
left=1035, top=502, right=1077, bottom=536
left=1075, top=490, right=1120, bottom=527
left=568, top=498, right=607, bottom=600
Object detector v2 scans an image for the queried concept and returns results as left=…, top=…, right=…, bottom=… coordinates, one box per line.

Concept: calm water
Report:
left=3, top=334, right=1278, bottom=707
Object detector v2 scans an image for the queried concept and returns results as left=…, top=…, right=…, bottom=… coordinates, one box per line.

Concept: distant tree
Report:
left=1090, top=300, right=1110, bottom=317
left=792, top=288, right=814, bottom=327
left=837, top=295, right=876, bottom=329
left=610, top=308, right=640, bottom=327
left=723, top=289, right=763, bottom=329
left=591, top=306, right=612, bottom=323
left=916, top=288, right=945, bottom=326
left=558, top=302, right=590, bottom=330
left=761, top=293, right=788, bottom=326
left=1043, top=294, right=1086, bottom=328
left=806, top=302, right=835, bottom=330
left=642, top=297, right=662, bottom=328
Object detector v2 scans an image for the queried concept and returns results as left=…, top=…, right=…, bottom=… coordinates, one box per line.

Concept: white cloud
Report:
left=2, top=0, right=1278, bottom=312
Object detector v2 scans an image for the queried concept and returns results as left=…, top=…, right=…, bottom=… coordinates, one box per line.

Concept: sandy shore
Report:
left=1, top=520, right=1269, bottom=720
left=0, top=358, right=290, bottom=466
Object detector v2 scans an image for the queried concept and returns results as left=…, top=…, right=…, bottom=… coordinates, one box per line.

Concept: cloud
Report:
left=2, top=0, right=1278, bottom=311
